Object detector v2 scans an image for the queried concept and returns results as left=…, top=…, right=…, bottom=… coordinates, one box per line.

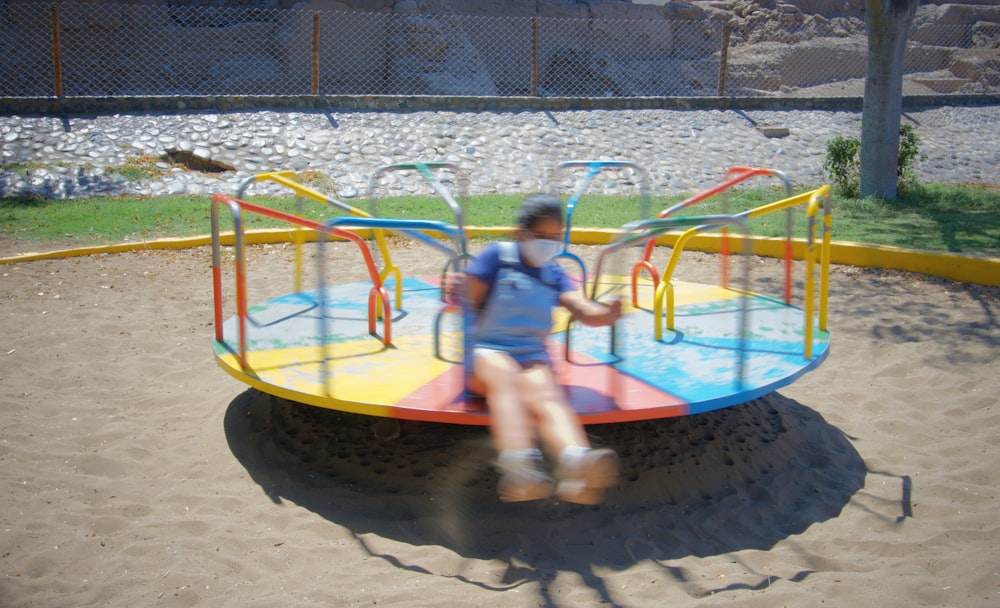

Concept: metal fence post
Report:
left=311, top=13, right=321, bottom=95
left=530, top=16, right=538, bottom=97
left=717, top=20, right=730, bottom=97
left=51, top=6, right=63, bottom=97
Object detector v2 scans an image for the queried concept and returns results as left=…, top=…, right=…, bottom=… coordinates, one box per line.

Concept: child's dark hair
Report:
left=516, top=194, right=563, bottom=230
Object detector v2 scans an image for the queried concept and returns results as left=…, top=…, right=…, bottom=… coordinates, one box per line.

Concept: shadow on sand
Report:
left=225, top=389, right=870, bottom=603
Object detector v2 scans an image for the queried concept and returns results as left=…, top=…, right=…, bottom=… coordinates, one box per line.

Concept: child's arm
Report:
left=444, top=272, right=491, bottom=313
left=466, top=274, right=491, bottom=313
left=559, top=290, right=621, bottom=327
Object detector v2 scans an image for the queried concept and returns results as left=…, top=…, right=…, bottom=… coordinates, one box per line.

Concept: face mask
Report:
left=520, top=238, right=561, bottom=267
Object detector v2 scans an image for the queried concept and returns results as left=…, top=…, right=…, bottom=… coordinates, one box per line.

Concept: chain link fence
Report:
left=2, top=2, right=997, bottom=99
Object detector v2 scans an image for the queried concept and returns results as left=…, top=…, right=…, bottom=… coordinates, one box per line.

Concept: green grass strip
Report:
left=1, top=183, right=998, bottom=257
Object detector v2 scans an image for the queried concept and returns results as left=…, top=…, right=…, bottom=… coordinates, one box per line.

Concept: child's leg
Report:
left=473, top=350, right=552, bottom=501
left=518, top=362, right=619, bottom=505
left=473, top=350, right=536, bottom=451
left=517, top=362, right=588, bottom=451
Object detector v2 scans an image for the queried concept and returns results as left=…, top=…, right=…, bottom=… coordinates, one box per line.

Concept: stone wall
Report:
left=709, top=0, right=1000, bottom=95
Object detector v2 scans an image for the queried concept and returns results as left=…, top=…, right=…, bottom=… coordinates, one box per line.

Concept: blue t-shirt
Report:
left=465, top=242, right=574, bottom=355
left=465, top=242, right=574, bottom=302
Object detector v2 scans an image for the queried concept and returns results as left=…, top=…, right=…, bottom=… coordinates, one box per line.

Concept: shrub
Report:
left=823, top=124, right=925, bottom=198
left=823, top=135, right=861, bottom=197
left=896, top=123, right=926, bottom=196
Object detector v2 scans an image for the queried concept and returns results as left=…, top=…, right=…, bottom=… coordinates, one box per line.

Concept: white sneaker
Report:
left=496, top=449, right=554, bottom=502
left=556, top=448, right=619, bottom=505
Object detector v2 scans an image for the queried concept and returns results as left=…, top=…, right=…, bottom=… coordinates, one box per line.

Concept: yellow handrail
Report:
left=652, top=226, right=699, bottom=339
left=803, top=185, right=832, bottom=358
left=653, top=185, right=832, bottom=360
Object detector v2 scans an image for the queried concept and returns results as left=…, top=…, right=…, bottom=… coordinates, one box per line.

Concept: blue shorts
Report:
left=473, top=345, right=551, bottom=368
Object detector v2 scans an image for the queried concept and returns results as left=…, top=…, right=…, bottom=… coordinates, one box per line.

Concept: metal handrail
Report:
left=210, top=193, right=391, bottom=373
left=318, top=216, right=470, bottom=395
left=236, top=170, right=405, bottom=312
left=552, top=160, right=651, bottom=292
left=366, top=162, right=471, bottom=310
left=566, top=213, right=752, bottom=388
left=630, top=166, right=792, bottom=307
left=367, top=162, right=469, bottom=257
left=650, top=185, right=832, bottom=360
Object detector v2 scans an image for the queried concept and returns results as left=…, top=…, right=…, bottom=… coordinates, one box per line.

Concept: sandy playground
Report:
left=1, top=236, right=999, bottom=607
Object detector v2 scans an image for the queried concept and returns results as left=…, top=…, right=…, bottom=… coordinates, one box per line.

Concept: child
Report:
left=462, top=194, right=622, bottom=504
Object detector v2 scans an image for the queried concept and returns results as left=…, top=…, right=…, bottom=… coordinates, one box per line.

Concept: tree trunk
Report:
left=860, top=0, right=919, bottom=200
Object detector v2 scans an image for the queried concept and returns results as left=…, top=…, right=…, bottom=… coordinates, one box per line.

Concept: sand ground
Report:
left=1, top=238, right=998, bottom=607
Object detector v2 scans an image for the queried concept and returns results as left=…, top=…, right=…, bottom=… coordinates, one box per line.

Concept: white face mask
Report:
left=520, top=238, right=561, bottom=266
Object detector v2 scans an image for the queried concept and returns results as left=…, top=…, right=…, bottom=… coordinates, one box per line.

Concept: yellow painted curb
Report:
left=2, top=226, right=998, bottom=287
left=0, top=229, right=297, bottom=262
left=567, top=229, right=1000, bottom=287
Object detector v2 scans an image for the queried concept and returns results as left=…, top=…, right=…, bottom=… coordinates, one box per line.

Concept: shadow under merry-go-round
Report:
left=224, top=387, right=867, bottom=597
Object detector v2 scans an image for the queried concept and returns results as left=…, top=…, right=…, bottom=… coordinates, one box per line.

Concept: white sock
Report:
left=498, top=448, right=544, bottom=474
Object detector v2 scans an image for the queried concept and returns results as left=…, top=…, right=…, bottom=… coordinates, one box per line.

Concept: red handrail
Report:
left=211, top=194, right=392, bottom=371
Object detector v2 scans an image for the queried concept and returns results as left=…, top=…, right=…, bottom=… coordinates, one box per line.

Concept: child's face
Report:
left=519, top=217, right=563, bottom=243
